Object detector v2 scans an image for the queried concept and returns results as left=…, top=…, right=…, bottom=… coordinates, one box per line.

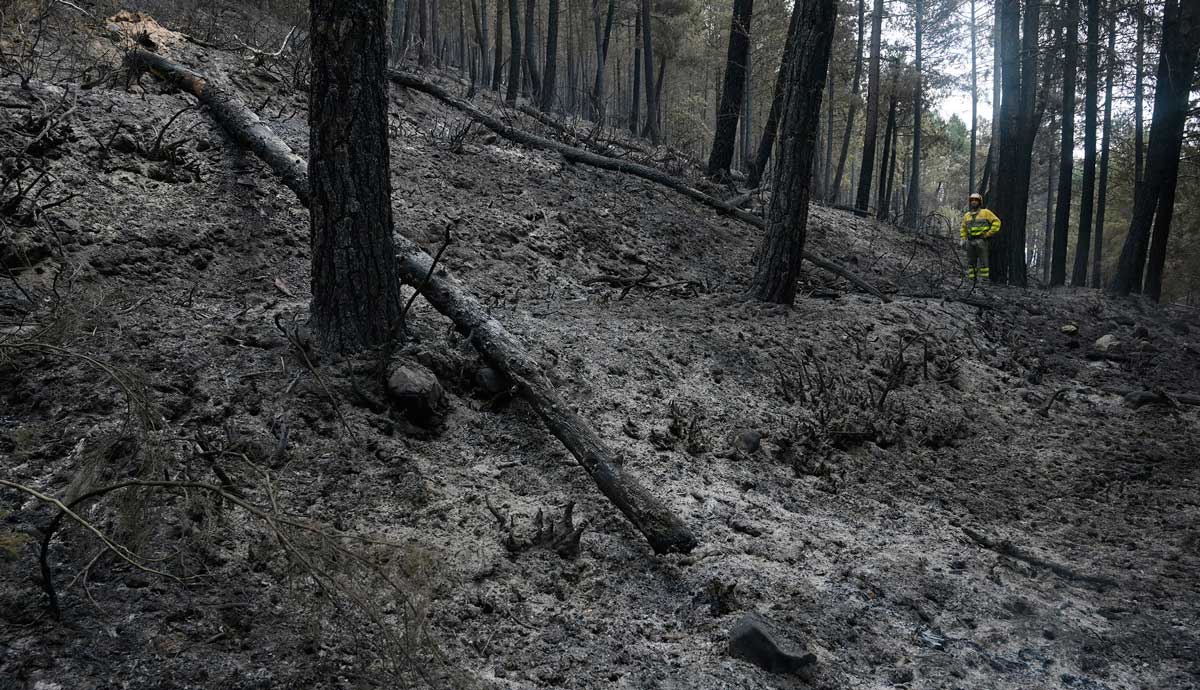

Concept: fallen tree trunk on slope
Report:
left=130, top=48, right=697, bottom=555
left=391, top=71, right=889, bottom=303
left=127, top=49, right=310, bottom=206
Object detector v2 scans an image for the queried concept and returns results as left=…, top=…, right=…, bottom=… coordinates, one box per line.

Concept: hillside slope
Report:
left=2, top=13, right=1198, bottom=690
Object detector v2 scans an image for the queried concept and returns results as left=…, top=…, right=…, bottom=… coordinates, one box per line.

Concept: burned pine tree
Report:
left=1113, top=0, right=1200, bottom=299
left=748, top=0, right=838, bottom=304
left=308, top=0, right=405, bottom=353
left=1071, top=0, right=1100, bottom=287
left=706, top=0, right=755, bottom=180
left=854, top=0, right=884, bottom=212
left=748, top=0, right=802, bottom=189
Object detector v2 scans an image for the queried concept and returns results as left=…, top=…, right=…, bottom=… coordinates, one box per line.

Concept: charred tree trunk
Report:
left=1043, top=111, right=1055, bottom=284
left=830, top=0, right=864, bottom=202
left=968, top=0, right=977, bottom=197
left=884, top=113, right=898, bottom=218
left=505, top=0, right=521, bottom=103
left=390, top=0, right=408, bottom=63
left=1091, top=5, right=1116, bottom=289
left=418, top=0, right=431, bottom=65
left=707, top=0, right=755, bottom=179
left=492, top=0, right=505, bottom=89
left=590, top=0, right=616, bottom=121
left=1071, top=0, right=1099, bottom=286
left=748, top=0, right=802, bottom=189
left=1110, top=0, right=1200, bottom=296
left=630, top=9, right=642, bottom=135
left=748, top=0, right=838, bottom=304
left=854, top=0, right=883, bottom=211
left=876, top=89, right=896, bottom=221
left=1135, top=0, right=1199, bottom=300
left=523, top=0, right=541, bottom=99
left=307, top=0, right=404, bottom=352
left=1050, top=0, right=1079, bottom=287
left=903, top=0, right=922, bottom=228
left=1133, top=0, right=1144, bottom=189
left=640, top=0, right=659, bottom=143
left=541, top=0, right=559, bottom=110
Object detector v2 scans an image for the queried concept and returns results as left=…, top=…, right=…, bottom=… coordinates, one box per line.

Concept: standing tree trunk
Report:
left=541, top=0, right=559, bottom=110
left=1043, top=110, right=1055, bottom=284
left=469, top=0, right=491, bottom=85
left=308, top=0, right=404, bottom=353
left=739, top=46, right=753, bottom=170
left=1133, top=0, right=1144, bottom=189
left=749, top=0, right=838, bottom=304
left=431, top=0, right=441, bottom=64
left=390, top=0, right=408, bottom=63
left=630, top=9, right=642, bottom=136
left=640, top=0, right=659, bottom=143
left=747, top=3, right=800, bottom=188
left=831, top=0, right=865, bottom=202
left=989, top=0, right=1042, bottom=285
left=968, top=0, right=977, bottom=197
left=903, top=0, right=922, bottom=227
left=590, top=0, right=616, bottom=121
left=985, top=0, right=1000, bottom=197
left=1091, top=3, right=1116, bottom=289
left=1118, top=0, right=1199, bottom=299
left=854, top=0, right=884, bottom=211
left=492, top=0, right=505, bottom=89
left=523, top=0, right=541, bottom=99
left=707, top=0, right=755, bottom=179
left=506, top=0, right=521, bottom=103
left=1071, top=0, right=1100, bottom=286
left=1050, top=0, right=1079, bottom=287
left=876, top=88, right=896, bottom=220
left=418, top=0, right=431, bottom=65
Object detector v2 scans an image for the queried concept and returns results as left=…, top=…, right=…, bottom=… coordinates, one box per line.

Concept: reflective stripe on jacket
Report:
left=961, top=208, right=1000, bottom=239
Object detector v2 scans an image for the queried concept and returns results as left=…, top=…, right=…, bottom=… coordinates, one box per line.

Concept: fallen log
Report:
left=130, top=48, right=697, bottom=554
left=390, top=71, right=889, bottom=303
left=127, top=49, right=309, bottom=206
left=962, top=526, right=1118, bottom=589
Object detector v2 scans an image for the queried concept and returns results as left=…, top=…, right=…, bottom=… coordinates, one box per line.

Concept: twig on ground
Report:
left=962, top=526, right=1119, bottom=589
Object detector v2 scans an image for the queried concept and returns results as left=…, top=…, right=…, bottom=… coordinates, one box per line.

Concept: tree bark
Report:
left=1133, top=0, right=1144, bottom=189
left=492, top=0, right=504, bottom=89
left=1071, top=0, right=1099, bottom=287
left=640, top=0, right=659, bottom=143
left=876, top=89, right=896, bottom=221
left=1090, top=4, right=1116, bottom=289
left=418, top=0, right=431, bottom=65
left=541, top=0, right=559, bottom=110
left=746, top=0, right=801, bottom=189
left=1043, top=111, right=1055, bottom=284
left=505, top=0, right=521, bottom=103
left=306, top=0, right=405, bottom=353
left=706, top=0, right=755, bottom=179
left=590, top=0, right=616, bottom=121
left=523, top=0, right=541, bottom=98
left=830, top=0, right=864, bottom=202
left=1113, top=0, right=1198, bottom=298
left=390, top=0, right=409, bottom=63
left=748, top=0, right=839, bottom=304
left=630, top=9, right=642, bottom=135
left=1050, top=0, right=1078, bottom=287
left=854, top=0, right=883, bottom=211
left=902, top=0, right=922, bottom=227
left=968, top=0, right=977, bottom=197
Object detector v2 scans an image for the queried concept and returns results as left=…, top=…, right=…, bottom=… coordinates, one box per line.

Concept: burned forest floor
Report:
left=2, top=10, right=1199, bottom=690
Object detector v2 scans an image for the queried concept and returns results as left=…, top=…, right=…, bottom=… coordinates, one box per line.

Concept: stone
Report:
left=1131, top=324, right=1149, bottom=339
left=1092, top=334, right=1120, bottom=353
left=387, top=360, right=446, bottom=426
left=1060, top=324, right=1079, bottom=336
left=728, top=613, right=816, bottom=675
left=734, top=429, right=763, bottom=454
left=474, top=366, right=507, bottom=395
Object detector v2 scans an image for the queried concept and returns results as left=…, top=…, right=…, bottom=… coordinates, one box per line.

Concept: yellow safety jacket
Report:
left=961, top=208, right=1001, bottom=239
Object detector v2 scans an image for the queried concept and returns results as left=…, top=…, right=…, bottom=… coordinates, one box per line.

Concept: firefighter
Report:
left=960, top=193, right=1000, bottom=280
